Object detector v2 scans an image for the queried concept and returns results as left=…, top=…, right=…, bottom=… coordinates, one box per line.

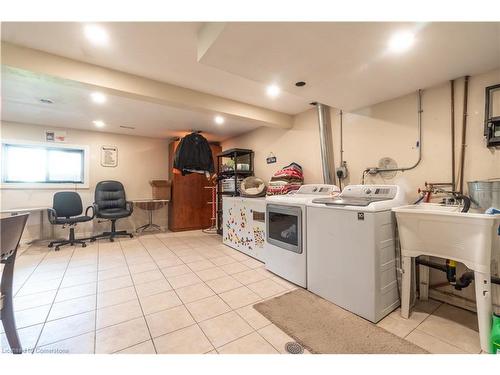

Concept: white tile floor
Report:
left=376, top=299, right=482, bottom=353
left=1, top=230, right=482, bottom=354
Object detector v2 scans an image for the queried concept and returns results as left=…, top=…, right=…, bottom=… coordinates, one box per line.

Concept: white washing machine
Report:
left=265, top=184, right=340, bottom=287
left=306, top=185, right=406, bottom=323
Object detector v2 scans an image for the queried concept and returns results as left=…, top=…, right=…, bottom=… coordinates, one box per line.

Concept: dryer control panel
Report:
left=294, top=184, right=340, bottom=195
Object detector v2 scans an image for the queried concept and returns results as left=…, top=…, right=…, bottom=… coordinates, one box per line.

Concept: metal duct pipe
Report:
left=316, top=103, right=336, bottom=185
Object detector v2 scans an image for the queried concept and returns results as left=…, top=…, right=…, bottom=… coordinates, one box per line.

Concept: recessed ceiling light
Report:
left=388, top=31, right=415, bottom=53
left=90, top=92, right=107, bottom=104
left=266, top=84, right=281, bottom=98
left=84, top=24, right=109, bottom=46
left=93, top=120, right=105, bottom=128
left=214, top=115, right=225, bottom=125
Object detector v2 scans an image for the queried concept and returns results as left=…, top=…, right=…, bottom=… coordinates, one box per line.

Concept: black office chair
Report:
left=91, top=181, right=134, bottom=242
left=47, top=192, right=94, bottom=251
left=1, top=213, right=29, bottom=354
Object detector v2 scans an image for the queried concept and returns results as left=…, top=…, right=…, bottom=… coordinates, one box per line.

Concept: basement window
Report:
left=1, top=141, right=89, bottom=188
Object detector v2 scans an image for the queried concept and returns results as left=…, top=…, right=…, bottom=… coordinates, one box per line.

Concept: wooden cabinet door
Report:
left=168, top=140, right=220, bottom=231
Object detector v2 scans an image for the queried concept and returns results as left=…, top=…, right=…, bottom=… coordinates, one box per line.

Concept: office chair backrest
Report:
left=95, top=181, right=126, bottom=210
left=1, top=214, right=29, bottom=261
left=53, top=192, right=84, bottom=218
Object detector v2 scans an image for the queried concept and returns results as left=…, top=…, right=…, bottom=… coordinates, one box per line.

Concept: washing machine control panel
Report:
left=342, top=185, right=398, bottom=199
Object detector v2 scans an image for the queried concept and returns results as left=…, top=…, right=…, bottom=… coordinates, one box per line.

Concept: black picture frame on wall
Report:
left=484, top=83, right=500, bottom=148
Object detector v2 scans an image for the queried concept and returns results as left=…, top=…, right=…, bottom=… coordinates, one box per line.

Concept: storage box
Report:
left=150, top=180, right=171, bottom=200
left=221, top=178, right=243, bottom=193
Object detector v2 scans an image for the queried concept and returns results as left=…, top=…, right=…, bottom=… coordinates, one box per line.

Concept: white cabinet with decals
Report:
left=222, top=197, right=266, bottom=262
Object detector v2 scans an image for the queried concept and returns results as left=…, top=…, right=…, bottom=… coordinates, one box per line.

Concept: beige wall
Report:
left=223, top=68, right=500, bottom=199
left=222, top=68, right=500, bottom=307
left=336, top=70, right=500, bottom=200
left=222, top=108, right=324, bottom=184
left=1, top=121, right=170, bottom=240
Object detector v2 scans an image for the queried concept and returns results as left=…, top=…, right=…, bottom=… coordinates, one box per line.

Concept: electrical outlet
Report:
left=336, top=162, right=348, bottom=180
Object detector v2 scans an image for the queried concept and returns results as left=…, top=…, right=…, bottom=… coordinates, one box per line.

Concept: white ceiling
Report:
left=200, top=22, right=500, bottom=110
left=0, top=22, right=309, bottom=114
left=1, top=67, right=264, bottom=141
left=1, top=22, right=499, bottom=117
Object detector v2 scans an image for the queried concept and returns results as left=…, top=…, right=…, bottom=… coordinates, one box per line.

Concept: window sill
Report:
left=0, top=182, right=90, bottom=190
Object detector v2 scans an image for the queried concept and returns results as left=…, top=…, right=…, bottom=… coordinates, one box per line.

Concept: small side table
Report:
left=132, top=199, right=169, bottom=233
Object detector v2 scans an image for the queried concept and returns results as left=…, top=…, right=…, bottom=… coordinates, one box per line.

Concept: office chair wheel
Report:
left=48, top=243, right=54, bottom=248
left=55, top=246, right=60, bottom=251
left=90, top=238, right=96, bottom=242
left=129, top=234, right=134, bottom=238
left=109, top=238, right=114, bottom=242
left=82, top=243, right=87, bottom=248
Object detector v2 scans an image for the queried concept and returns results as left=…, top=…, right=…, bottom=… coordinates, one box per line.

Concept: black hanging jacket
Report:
left=173, top=132, right=215, bottom=176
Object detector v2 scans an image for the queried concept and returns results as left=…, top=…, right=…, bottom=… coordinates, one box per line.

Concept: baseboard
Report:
left=20, top=225, right=170, bottom=247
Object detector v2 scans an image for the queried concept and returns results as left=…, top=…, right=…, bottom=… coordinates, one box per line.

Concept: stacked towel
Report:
left=267, top=162, right=304, bottom=195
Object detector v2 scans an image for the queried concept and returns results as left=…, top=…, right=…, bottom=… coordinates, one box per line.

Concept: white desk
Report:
left=0, top=206, right=51, bottom=243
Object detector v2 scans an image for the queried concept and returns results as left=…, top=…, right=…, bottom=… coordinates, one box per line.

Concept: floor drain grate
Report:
left=285, top=342, right=304, bottom=354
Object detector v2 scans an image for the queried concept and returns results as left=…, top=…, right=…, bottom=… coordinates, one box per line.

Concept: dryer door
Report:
left=266, top=204, right=302, bottom=254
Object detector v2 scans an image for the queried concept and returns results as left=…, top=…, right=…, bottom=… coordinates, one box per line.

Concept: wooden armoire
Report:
left=168, top=140, right=221, bottom=232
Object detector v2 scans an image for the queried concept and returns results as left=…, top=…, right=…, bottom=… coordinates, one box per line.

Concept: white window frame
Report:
left=0, top=139, right=90, bottom=189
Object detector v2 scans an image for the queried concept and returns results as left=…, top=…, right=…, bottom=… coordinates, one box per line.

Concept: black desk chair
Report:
left=1, top=213, right=29, bottom=354
left=47, top=192, right=94, bottom=251
left=91, top=181, right=134, bottom=242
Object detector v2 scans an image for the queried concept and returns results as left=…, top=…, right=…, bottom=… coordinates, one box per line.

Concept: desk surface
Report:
left=132, top=199, right=169, bottom=210
left=1, top=206, right=50, bottom=214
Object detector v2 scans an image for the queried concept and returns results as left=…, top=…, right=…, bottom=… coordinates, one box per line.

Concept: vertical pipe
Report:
left=316, top=103, right=336, bottom=185
left=450, top=80, right=456, bottom=191
left=339, top=110, right=344, bottom=165
left=339, top=110, right=344, bottom=190
left=458, top=76, right=470, bottom=194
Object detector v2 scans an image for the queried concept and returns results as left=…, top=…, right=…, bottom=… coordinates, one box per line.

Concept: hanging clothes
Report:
left=173, top=132, right=215, bottom=176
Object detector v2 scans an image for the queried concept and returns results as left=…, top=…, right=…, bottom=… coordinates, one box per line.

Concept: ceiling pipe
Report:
left=316, top=103, right=336, bottom=185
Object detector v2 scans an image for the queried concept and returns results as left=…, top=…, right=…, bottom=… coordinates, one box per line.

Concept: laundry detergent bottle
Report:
left=491, top=313, right=500, bottom=353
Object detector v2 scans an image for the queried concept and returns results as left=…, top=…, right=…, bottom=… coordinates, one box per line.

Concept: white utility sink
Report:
left=393, top=203, right=500, bottom=353
left=393, top=203, right=499, bottom=273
